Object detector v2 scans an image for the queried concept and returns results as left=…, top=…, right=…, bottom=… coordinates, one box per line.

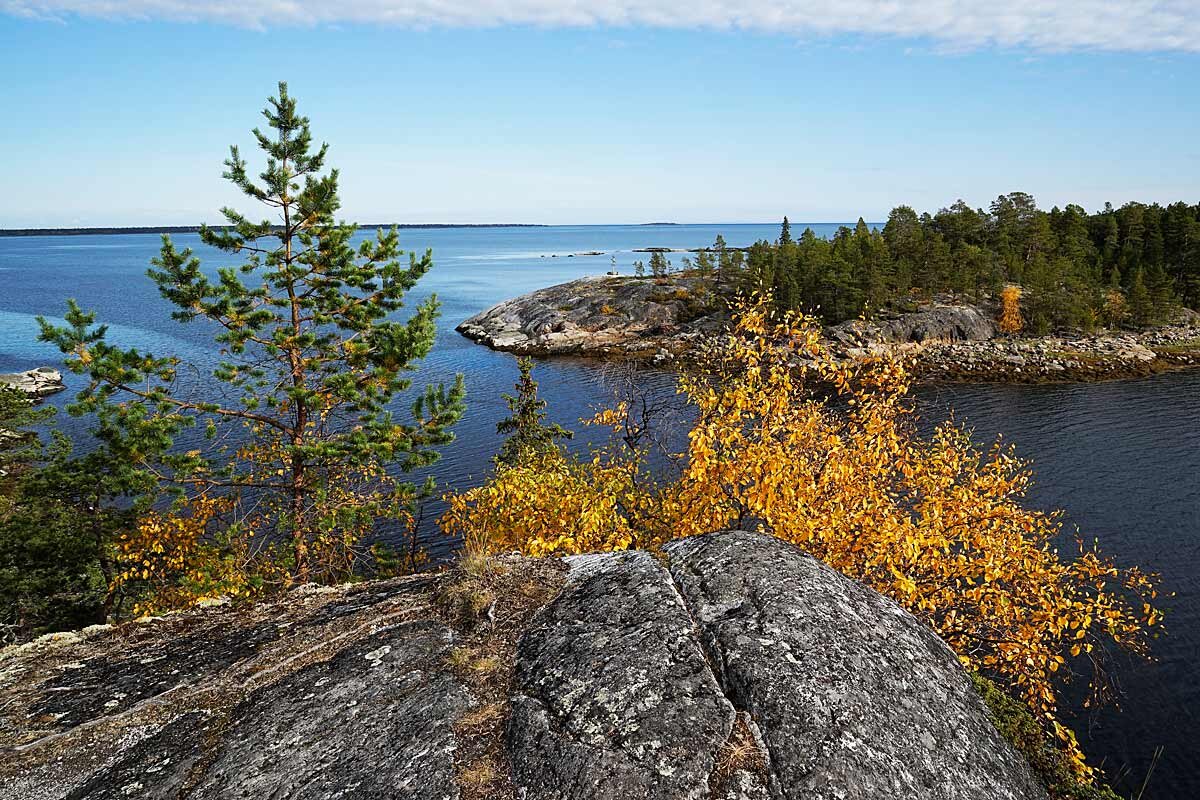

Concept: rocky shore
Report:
left=456, top=274, right=723, bottom=362
left=0, top=367, right=66, bottom=398
left=458, top=276, right=1200, bottom=383
left=1, top=531, right=1046, bottom=800
left=913, top=324, right=1200, bottom=383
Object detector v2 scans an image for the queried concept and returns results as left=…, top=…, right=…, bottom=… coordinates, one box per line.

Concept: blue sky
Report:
left=2, top=2, right=1198, bottom=226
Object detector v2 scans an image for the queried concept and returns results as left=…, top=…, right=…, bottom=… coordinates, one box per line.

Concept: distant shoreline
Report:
left=0, top=223, right=550, bottom=237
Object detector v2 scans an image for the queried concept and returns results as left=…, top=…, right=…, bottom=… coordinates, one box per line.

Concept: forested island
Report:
left=460, top=197, right=1200, bottom=383
left=741, top=196, right=1200, bottom=330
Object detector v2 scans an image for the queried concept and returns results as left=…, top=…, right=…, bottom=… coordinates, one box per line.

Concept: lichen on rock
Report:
left=2, top=532, right=1049, bottom=800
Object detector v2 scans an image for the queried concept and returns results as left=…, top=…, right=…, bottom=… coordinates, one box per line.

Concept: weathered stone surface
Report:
left=665, top=531, right=1047, bottom=800
left=827, top=304, right=996, bottom=349
left=0, top=366, right=65, bottom=398
left=457, top=274, right=721, bottom=358
left=2, top=533, right=1051, bottom=800
left=506, top=550, right=735, bottom=799
left=0, top=574, right=471, bottom=800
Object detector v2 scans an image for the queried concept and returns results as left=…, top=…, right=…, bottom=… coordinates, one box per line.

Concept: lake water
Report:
left=0, top=225, right=1196, bottom=796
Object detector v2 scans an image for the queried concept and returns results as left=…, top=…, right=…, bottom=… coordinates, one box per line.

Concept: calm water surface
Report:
left=0, top=226, right=1196, bottom=796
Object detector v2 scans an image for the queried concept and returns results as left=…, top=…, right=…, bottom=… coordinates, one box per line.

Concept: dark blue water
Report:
left=1, top=226, right=1197, bottom=796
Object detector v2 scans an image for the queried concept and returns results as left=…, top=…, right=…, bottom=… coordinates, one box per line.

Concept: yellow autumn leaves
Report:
left=1000, top=284, right=1025, bottom=334
left=112, top=424, right=420, bottom=616
left=442, top=296, right=1161, bottom=780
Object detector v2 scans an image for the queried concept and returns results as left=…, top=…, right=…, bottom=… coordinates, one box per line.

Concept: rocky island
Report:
left=457, top=274, right=724, bottom=363
left=1, top=531, right=1047, bottom=800
left=0, top=367, right=66, bottom=398
left=458, top=275, right=1200, bottom=382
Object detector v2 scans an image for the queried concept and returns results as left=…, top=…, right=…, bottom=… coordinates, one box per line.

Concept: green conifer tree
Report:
left=39, top=83, right=465, bottom=582
left=649, top=251, right=669, bottom=278
left=1127, top=267, right=1153, bottom=327
left=495, top=357, right=572, bottom=467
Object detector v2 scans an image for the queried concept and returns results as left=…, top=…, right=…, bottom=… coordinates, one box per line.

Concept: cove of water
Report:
left=0, top=225, right=1196, bottom=796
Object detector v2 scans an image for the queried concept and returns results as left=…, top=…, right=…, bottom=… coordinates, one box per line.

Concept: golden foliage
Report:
left=111, top=495, right=286, bottom=616
left=999, top=284, right=1025, bottom=334
left=114, top=426, right=424, bottom=615
left=440, top=296, right=1161, bottom=781
left=441, top=446, right=641, bottom=558
left=1101, top=289, right=1128, bottom=328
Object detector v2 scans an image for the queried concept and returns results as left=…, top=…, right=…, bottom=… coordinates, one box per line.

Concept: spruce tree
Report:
left=495, top=357, right=572, bottom=467
left=39, top=83, right=465, bottom=582
left=779, top=215, right=793, bottom=245
left=1127, top=267, right=1153, bottom=327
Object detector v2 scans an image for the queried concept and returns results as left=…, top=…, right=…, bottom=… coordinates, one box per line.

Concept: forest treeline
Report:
left=676, top=194, right=1200, bottom=332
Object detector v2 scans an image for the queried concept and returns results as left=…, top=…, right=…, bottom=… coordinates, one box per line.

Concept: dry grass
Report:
left=710, top=712, right=768, bottom=793
left=457, top=757, right=500, bottom=791
left=437, top=551, right=567, bottom=800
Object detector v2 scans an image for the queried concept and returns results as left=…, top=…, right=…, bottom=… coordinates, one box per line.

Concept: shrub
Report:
left=442, top=296, right=1161, bottom=785
left=1000, top=284, right=1025, bottom=334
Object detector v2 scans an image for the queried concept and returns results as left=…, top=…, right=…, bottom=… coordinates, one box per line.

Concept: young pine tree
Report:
left=649, top=251, right=669, bottom=278
left=1127, top=267, right=1154, bottom=327
left=40, top=83, right=465, bottom=585
left=495, top=357, right=572, bottom=467
left=0, top=387, right=53, bottom=486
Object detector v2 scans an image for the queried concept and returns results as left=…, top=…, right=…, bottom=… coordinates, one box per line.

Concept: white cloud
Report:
left=3, top=0, right=1200, bottom=53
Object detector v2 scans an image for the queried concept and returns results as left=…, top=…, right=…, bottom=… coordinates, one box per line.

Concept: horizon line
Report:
left=0, top=221, right=886, bottom=237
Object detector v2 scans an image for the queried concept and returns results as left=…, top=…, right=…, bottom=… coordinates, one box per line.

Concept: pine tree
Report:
left=1127, top=267, right=1153, bottom=327
left=495, top=357, right=572, bottom=467
left=714, top=234, right=732, bottom=292
left=0, top=388, right=53, bottom=483
left=39, top=83, right=465, bottom=583
left=649, top=251, right=669, bottom=278
left=0, top=390, right=152, bottom=637
left=779, top=216, right=793, bottom=245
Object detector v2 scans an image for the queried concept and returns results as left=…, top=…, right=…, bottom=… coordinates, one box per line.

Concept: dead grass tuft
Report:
left=711, top=712, right=768, bottom=792
left=439, top=553, right=567, bottom=800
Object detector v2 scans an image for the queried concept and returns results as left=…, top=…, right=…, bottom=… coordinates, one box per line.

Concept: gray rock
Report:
left=828, top=305, right=995, bottom=347
left=506, top=550, right=735, bottom=799
left=665, top=531, right=1046, bottom=800
left=0, top=574, right=471, bottom=800
left=457, top=275, right=721, bottom=357
left=0, top=367, right=65, bottom=398
left=2, top=533, right=1050, bottom=800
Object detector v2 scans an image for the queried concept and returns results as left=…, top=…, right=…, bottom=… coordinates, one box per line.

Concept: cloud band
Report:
left=3, top=0, right=1198, bottom=53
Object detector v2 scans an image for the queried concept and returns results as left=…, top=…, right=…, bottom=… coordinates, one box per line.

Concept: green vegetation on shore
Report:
left=705, top=198, right=1200, bottom=332
left=2, top=83, right=463, bottom=637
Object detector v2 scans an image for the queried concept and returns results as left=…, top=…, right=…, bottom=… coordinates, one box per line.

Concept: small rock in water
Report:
left=0, top=367, right=66, bottom=398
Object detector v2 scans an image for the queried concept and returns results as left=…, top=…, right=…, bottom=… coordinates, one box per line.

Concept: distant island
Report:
left=459, top=195, right=1200, bottom=383
left=0, top=223, right=548, bottom=237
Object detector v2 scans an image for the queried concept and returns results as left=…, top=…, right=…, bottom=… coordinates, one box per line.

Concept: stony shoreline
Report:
left=458, top=275, right=1200, bottom=384
left=0, top=367, right=66, bottom=398
left=912, top=325, right=1200, bottom=384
